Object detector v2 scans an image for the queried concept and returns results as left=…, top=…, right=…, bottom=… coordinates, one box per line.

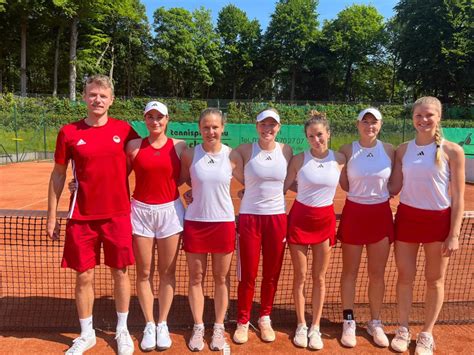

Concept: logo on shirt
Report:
left=417, top=151, right=425, bottom=156
left=366, top=152, right=374, bottom=158
left=317, top=163, right=324, bottom=168
left=76, top=139, right=86, bottom=146
left=265, top=156, right=272, bottom=161
left=113, top=135, right=121, bottom=143
left=154, top=151, right=161, bottom=156
left=208, top=158, right=215, bottom=164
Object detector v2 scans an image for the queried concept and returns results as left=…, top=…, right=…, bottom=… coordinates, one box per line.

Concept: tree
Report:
left=6, top=0, right=47, bottom=96
left=322, top=4, right=385, bottom=100
left=192, top=7, right=222, bottom=98
left=152, top=7, right=198, bottom=97
left=217, top=4, right=261, bottom=99
left=264, top=0, right=319, bottom=101
left=393, top=0, right=473, bottom=103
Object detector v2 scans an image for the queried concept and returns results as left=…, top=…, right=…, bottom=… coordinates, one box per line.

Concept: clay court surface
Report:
left=0, top=161, right=473, bottom=354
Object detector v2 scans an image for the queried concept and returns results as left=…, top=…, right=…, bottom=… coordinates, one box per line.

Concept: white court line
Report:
left=17, top=198, right=48, bottom=210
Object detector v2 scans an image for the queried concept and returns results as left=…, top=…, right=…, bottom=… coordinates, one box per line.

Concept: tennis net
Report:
left=0, top=209, right=472, bottom=331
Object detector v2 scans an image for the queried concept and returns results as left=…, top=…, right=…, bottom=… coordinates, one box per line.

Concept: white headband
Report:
left=256, top=110, right=280, bottom=123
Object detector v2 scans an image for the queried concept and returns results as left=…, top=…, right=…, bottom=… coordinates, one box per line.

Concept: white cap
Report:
left=256, top=109, right=280, bottom=123
left=144, top=101, right=168, bottom=116
left=357, top=108, right=382, bottom=121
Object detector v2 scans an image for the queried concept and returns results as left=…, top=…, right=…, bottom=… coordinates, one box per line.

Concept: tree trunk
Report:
left=20, top=15, right=27, bottom=97
left=343, top=62, right=353, bottom=101
left=109, top=44, right=115, bottom=83
left=232, top=82, right=237, bottom=100
left=69, top=17, right=79, bottom=101
left=53, top=27, right=62, bottom=97
left=290, top=68, right=296, bottom=102
left=0, top=70, right=3, bottom=93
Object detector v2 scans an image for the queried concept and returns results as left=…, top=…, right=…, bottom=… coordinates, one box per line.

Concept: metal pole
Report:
left=14, top=106, right=19, bottom=162
left=43, top=110, right=47, bottom=159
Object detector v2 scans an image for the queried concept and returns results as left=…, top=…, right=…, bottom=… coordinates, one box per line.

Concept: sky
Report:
left=141, top=0, right=398, bottom=30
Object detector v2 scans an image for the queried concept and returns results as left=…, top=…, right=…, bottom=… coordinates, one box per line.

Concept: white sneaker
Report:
left=258, top=316, right=276, bottom=342
left=341, top=320, right=356, bottom=348
left=233, top=322, right=249, bottom=344
left=188, top=324, right=205, bottom=351
left=140, top=322, right=156, bottom=351
left=115, top=328, right=134, bottom=355
left=210, top=324, right=228, bottom=351
left=308, top=326, right=323, bottom=350
left=367, top=319, right=389, bottom=347
left=391, top=326, right=411, bottom=352
left=65, top=330, right=96, bottom=354
left=293, top=323, right=308, bottom=348
left=415, top=332, right=435, bottom=355
left=156, top=322, right=172, bottom=350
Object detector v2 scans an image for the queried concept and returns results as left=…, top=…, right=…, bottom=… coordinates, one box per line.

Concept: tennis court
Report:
left=0, top=161, right=473, bottom=354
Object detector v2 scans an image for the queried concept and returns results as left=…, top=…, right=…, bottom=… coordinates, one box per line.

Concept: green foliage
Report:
left=322, top=4, right=386, bottom=100
left=393, top=0, right=473, bottom=103
left=217, top=5, right=262, bottom=99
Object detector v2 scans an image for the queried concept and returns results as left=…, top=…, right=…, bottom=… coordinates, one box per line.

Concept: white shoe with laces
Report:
left=115, top=328, right=134, bottom=355
left=391, top=326, right=411, bottom=352
left=140, top=322, right=156, bottom=351
left=341, top=320, right=356, bottom=348
left=156, top=322, right=172, bottom=350
left=415, top=332, right=435, bottom=355
left=293, top=323, right=308, bottom=348
left=367, top=319, right=389, bottom=347
left=210, top=324, right=228, bottom=351
left=308, top=326, right=324, bottom=350
left=65, top=330, right=96, bottom=354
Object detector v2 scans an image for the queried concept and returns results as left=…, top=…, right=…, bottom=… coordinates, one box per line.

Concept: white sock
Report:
left=214, top=323, right=224, bottom=329
left=194, top=323, right=204, bottom=329
left=79, top=316, right=93, bottom=336
left=116, top=311, right=129, bottom=331
left=157, top=321, right=167, bottom=326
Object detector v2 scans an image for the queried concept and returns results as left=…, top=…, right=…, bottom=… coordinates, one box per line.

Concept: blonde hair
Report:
left=83, top=74, right=114, bottom=96
left=413, top=96, right=443, bottom=166
left=304, top=110, right=330, bottom=135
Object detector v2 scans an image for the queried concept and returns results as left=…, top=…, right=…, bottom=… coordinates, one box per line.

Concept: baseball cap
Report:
left=144, top=101, right=168, bottom=116
left=357, top=108, right=382, bottom=121
left=256, top=109, right=280, bottom=123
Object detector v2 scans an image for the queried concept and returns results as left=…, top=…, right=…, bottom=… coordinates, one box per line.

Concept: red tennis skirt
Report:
left=287, top=200, right=336, bottom=246
left=183, top=220, right=236, bottom=253
left=337, top=199, right=394, bottom=245
left=395, top=203, right=451, bottom=243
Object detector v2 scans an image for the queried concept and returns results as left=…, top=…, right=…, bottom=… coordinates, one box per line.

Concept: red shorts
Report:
left=337, top=199, right=394, bottom=245
left=62, top=215, right=134, bottom=273
left=395, top=203, right=451, bottom=243
left=183, top=220, right=236, bottom=253
left=288, top=200, right=336, bottom=246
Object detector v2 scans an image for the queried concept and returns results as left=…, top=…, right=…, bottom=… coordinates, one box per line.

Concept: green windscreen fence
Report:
left=131, top=121, right=310, bottom=154
left=443, top=128, right=474, bottom=156
left=132, top=122, right=474, bottom=156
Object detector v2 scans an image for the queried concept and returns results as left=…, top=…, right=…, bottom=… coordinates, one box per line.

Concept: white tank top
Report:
left=185, top=144, right=235, bottom=221
left=347, top=140, right=391, bottom=204
left=296, top=150, right=341, bottom=207
left=400, top=139, right=450, bottom=210
left=240, top=142, right=287, bottom=215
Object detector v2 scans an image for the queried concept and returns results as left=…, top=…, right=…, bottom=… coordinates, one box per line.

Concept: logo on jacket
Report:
left=265, top=156, right=272, bottom=161
left=76, top=139, right=86, bottom=146
left=417, top=151, right=424, bottom=156
left=113, top=135, right=121, bottom=143
left=366, top=152, right=374, bottom=158
left=208, top=158, right=215, bottom=164
left=317, top=164, right=324, bottom=168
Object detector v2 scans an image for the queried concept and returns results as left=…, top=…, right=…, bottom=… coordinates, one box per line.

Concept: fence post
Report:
left=43, top=109, right=47, bottom=159
left=13, top=106, right=19, bottom=162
